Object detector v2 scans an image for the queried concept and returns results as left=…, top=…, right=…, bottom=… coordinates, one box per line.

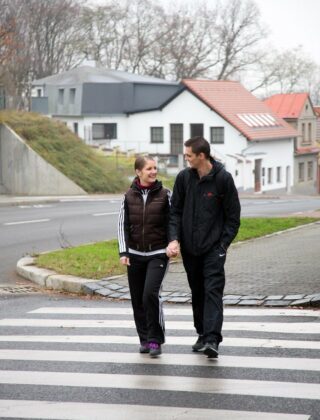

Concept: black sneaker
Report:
left=149, top=342, right=161, bottom=357
left=192, top=335, right=205, bottom=352
left=139, top=342, right=150, bottom=353
left=204, top=342, right=219, bottom=358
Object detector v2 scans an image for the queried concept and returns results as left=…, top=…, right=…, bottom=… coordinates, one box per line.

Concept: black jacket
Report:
left=118, top=179, right=170, bottom=257
left=169, top=159, right=241, bottom=256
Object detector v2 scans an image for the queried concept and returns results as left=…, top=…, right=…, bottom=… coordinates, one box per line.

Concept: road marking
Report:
left=0, top=370, right=319, bottom=400
left=0, top=401, right=308, bottom=420
left=1, top=318, right=319, bottom=333
left=0, top=349, right=319, bottom=371
left=92, top=212, right=118, bottom=216
left=4, top=219, right=50, bottom=226
left=29, top=307, right=320, bottom=317
left=0, top=335, right=319, bottom=349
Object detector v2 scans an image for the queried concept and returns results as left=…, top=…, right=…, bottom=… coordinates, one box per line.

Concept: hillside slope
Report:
left=0, top=111, right=128, bottom=193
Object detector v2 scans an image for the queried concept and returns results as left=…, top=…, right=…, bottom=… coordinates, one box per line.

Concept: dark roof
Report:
left=33, top=66, right=179, bottom=86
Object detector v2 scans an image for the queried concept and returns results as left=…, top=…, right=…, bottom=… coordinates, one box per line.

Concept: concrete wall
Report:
left=0, top=124, right=86, bottom=195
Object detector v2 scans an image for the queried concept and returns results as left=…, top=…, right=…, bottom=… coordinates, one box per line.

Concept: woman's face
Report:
left=136, top=159, right=157, bottom=186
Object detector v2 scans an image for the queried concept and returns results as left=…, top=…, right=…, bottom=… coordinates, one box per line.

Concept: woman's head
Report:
left=134, top=155, right=157, bottom=186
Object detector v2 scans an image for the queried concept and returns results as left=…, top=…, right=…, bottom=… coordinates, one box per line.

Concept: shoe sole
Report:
left=204, top=346, right=218, bottom=358
left=192, top=346, right=205, bottom=352
left=149, top=350, right=161, bottom=358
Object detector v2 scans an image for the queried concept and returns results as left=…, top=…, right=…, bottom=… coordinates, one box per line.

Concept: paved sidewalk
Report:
left=17, top=222, right=320, bottom=308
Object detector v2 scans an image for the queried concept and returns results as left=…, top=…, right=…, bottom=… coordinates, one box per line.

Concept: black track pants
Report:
left=127, top=253, right=168, bottom=345
left=182, top=246, right=226, bottom=344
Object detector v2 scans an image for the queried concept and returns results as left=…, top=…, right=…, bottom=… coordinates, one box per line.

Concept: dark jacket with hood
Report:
left=169, top=159, right=240, bottom=256
left=118, top=178, right=170, bottom=257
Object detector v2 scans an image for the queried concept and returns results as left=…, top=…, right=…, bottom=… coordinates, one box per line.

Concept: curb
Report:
left=17, top=257, right=320, bottom=308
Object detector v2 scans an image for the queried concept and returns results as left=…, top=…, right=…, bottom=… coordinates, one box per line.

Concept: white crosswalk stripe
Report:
left=0, top=305, right=319, bottom=419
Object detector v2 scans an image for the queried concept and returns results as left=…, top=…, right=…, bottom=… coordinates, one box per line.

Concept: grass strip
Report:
left=35, top=217, right=319, bottom=279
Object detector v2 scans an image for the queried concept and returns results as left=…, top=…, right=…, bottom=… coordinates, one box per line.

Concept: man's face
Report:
left=184, top=146, right=202, bottom=169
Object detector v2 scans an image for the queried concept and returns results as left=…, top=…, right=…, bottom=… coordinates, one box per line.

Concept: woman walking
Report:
left=117, top=155, right=173, bottom=357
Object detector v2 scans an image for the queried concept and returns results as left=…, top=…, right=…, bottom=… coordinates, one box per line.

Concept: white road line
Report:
left=92, top=212, right=118, bottom=216
left=29, top=307, right=320, bottom=317
left=4, top=219, right=50, bottom=226
left=0, top=370, right=319, bottom=400
left=0, top=349, right=318, bottom=371
left=0, top=401, right=308, bottom=420
left=1, top=319, right=319, bottom=333
left=0, top=335, right=319, bottom=349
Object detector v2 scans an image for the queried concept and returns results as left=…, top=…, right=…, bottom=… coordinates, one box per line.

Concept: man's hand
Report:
left=166, top=240, right=180, bottom=258
left=120, top=256, right=130, bottom=266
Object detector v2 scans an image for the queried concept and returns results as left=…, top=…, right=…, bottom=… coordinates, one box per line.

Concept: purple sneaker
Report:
left=139, top=342, right=150, bottom=353
left=149, top=342, right=161, bottom=357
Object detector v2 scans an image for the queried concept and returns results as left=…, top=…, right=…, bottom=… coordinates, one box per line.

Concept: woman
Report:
left=117, top=155, right=174, bottom=357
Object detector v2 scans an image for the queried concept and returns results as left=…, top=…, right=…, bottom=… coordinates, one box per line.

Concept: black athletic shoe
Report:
left=139, top=342, right=150, bottom=353
left=192, top=335, right=205, bottom=352
left=149, top=342, right=161, bottom=357
left=204, top=342, right=219, bottom=358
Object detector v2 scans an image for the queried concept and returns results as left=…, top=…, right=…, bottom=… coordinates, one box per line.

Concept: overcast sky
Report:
left=253, top=0, right=320, bottom=64
left=88, top=0, right=320, bottom=65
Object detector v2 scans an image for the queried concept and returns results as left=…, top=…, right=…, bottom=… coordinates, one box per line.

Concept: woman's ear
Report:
left=135, top=169, right=141, bottom=178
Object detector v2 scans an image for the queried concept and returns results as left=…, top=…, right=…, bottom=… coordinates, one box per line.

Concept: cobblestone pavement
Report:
left=83, top=222, right=320, bottom=307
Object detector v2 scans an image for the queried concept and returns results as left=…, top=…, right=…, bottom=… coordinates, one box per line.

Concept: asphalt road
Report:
left=1, top=195, right=320, bottom=286
left=0, top=293, right=319, bottom=419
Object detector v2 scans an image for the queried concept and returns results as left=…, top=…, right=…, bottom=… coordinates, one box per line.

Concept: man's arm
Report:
left=168, top=171, right=185, bottom=243
left=220, top=173, right=241, bottom=250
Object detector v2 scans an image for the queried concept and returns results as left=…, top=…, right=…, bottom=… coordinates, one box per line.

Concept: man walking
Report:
left=167, top=136, right=240, bottom=358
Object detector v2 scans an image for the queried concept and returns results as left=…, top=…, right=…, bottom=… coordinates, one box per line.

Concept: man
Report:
left=167, top=136, right=240, bottom=358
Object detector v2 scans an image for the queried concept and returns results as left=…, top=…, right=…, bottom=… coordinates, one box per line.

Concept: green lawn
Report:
left=35, top=217, right=318, bottom=279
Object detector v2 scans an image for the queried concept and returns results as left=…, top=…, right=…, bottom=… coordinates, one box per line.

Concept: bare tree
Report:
left=249, top=46, right=318, bottom=98
left=213, top=0, right=265, bottom=80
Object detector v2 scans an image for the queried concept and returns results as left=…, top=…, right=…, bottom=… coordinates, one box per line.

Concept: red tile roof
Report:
left=182, top=79, right=297, bottom=141
left=295, top=146, right=320, bottom=155
left=264, top=93, right=309, bottom=119
left=314, top=106, right=320, bottom=117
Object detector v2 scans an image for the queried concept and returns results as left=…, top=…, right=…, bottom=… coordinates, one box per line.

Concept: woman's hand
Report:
left=166, top=240, right=180, bottom=258
left=120, top=256, right=130, bottom=266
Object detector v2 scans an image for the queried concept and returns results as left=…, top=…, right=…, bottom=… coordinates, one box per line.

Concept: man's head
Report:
left=184, top=136, right=211, bottom=169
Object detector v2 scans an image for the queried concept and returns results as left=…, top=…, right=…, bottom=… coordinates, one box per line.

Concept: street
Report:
left=0, top=293, right=319, bottom=419
left=1, top=195, right=320, bottom=286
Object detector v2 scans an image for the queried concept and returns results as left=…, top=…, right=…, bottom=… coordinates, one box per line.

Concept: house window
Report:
left=267, top=168, right=273, bottom=184
left=150, top=127, right=164, bottom=143
left=58, top=89, right=64, bottom=105
left=308, top=123, right=312, bottom=142
left=276, top=166, right=282, bottom=182
left=301, top=123, right=305, bottom=142
left=190, top=124, right=203, bottom=137
left=298, top=162, right=304, bottom=182
left=69, top=88, right=76, bottom=105
left=262, top=167, right=265, bottom=186
left=210, top=127, right=224, bottom=144
left=73, top=122, right=78, bottom=135
left=307, top=161, right=313, bottom=180
left=92, top=123, right=117, bottom=140
left=37, top=89, right=42, bottom=97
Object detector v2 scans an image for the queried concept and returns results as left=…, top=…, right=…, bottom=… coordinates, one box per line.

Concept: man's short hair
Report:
left=184, top=136, right=211, bottom=159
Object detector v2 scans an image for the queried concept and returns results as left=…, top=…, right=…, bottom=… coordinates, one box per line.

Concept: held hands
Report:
left=166, top=240, right=180, bottom=258
left=120, top=256, right=130, bottom=266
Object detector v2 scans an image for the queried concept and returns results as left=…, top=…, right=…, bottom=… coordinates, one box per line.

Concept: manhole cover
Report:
left=0, top=286, right=41, bottom=294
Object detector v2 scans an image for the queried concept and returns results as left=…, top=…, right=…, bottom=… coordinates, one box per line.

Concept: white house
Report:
left=31, top=67, right=298, bottom=193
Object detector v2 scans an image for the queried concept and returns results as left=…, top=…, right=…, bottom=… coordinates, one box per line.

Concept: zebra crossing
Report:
left=0, top=304, right=319, bottom=419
